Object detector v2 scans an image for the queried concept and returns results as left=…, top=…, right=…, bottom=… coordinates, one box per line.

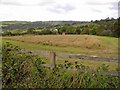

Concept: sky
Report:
left=0, top=0, right=119, bottom=21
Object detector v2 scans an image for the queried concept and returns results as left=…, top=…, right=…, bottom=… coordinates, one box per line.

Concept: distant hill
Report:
left=1, top=21, right=88, bottom=30
left=0, top=21, right=30, bottom=27
left=1, top=18, right=119, bottom=37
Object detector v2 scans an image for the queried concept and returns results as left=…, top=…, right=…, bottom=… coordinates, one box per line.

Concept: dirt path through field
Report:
left=21, top=49, right=119, bottom=62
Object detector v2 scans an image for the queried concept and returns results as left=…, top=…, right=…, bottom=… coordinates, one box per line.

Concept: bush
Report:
left=2, top=43, right=119, bottom=88
left=2, top=42, right=45, bottom=88
left=100, top=30, right=113, bottom=36
left=27, top=28, right=35, bottom=34
left=2, top=31, right=13, bottom=36
left=81, top=28, right=90, bottom=35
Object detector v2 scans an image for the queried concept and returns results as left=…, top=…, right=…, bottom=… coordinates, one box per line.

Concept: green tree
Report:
left=89, top=29, right=96, bottom=35
left=58, top=24, right=76, bottom=34
left=75, top=27, right=81, bottom=34
left=100, top=30, right=113, bottom=36
left=27, top=28, right=35, bottom=34
left=3, top=31, right=13, bottom=36
left=81, top=28, right=89, bottom=35
left=112, top=19, right=120, bottom=37
left=95, top=25, right=104, bottom=36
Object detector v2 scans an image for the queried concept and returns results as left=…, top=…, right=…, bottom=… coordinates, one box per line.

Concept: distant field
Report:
left=0, top=21, right=30, bottom=27
left=2, top=35, right=118, bottom=58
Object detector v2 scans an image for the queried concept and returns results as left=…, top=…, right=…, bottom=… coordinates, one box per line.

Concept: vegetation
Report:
left=2, top=38, right=118, bottom=71
left=39, top=55, right=118, bottom=71
left=2, top=43, right=119, bottom=88
left=1, top=17, right=120, bottom=37
left=3, top=35, right=118, bottom=58
left=1, top=17, right=119, bottom=88
left=0, top=21, right=30, bottom=27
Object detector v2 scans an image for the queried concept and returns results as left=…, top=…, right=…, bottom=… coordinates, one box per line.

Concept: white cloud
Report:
left=0, top=0, right=119, bottom=21
left=1, top=0, right=56, bottom=6
left=47, top=4, right=75, bottom=13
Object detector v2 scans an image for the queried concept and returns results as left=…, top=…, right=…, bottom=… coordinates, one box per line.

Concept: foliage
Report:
left=75, top=26, right=81, bottom=34
left=112, top=19, right=120, bottom=37
left=100, top=30, right=113, bottom=36
left=2, top=30, right=26, bottom=36
left=58, top=24, right=76, bottom=34
left=2, top=42, right=45, bottom=88
left=2, top=43, right=119, bottom=88
left=2, top=18, right=119, bottom=37
left=27, top=28, right=35, bottom=34
left=81, top=28, right=90, bottom=35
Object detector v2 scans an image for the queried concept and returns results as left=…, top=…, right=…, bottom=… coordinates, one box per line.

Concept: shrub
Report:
left=100, top=30, right=113, bottom=36
left=2, top=43, right=119, bottom=88
left=2, top=42, right=45, bottom=88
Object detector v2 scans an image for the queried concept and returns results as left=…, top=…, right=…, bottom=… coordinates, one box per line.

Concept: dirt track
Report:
left=21, top=49, right=119, bottom=62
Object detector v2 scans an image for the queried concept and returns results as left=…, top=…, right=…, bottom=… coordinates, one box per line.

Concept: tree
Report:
left=81, top=28, right=89, bottom=35
left=100, top=30, right=113, bottom=36
left=3, top=31, right=13, bottom=36
left=41, top=29, right=52, bottom=35
left=66, top=25, right=76, bottom=34
left=75, top=27, right=81, bottom=34
left=112, top=19, right=120, bottom=37
left=58, top=24, right=76, bottom=34
left=27, top=28, right=35, bottom=34
left=95, top=25, right=104, bottom=36
left=89, top=29, right=96, bottom=35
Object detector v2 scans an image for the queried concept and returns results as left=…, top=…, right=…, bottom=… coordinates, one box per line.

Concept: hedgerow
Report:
left=2, top=42, right=119, bottom=88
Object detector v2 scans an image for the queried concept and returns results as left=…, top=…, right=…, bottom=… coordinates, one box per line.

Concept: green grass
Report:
left=2, top=36, right=119, bottom=88
left=37, top=55, right=118, bottom=71
left=2, top=39, right=85, bottom=53
left=0, top=21, right=30, bottom=26
left=97, top=36, right=118, bottom=48
left=1, top=37, right=118, bottom=72
left=2, top=35, right=118, bottom=58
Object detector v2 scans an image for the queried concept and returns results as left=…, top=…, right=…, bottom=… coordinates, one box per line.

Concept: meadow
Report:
left=3, top=35, right=118, bottom=58
left=2, top=41, right=119, bottom=88
left=2, top=35, right=118, bottom=71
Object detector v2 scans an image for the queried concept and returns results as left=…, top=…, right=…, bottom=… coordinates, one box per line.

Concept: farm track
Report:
left=19, top=49, right=119, bottom=76
left=20, top=49, right=119, bottom=62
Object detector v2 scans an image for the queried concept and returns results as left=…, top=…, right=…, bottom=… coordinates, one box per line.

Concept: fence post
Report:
left=50, top=52, right=56, bottom=69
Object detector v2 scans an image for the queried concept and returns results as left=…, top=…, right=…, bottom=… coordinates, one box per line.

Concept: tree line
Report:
left=2, top=18, right=120, bottom=37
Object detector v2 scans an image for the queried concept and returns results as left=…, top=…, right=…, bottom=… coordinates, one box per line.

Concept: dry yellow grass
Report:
left=3, top=35, right=103, bottom=49
left=2, top=35, right=118, bottom=58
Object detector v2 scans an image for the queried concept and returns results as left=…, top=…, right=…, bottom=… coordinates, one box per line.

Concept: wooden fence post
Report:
left=50, top=52, right=56, bottom=69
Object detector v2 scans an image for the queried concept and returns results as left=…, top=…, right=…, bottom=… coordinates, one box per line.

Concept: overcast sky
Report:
left=0, top=0, right=119, bottom=21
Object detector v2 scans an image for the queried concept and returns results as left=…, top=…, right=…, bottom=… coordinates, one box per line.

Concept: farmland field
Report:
left=1, top=0, right=120, bottom=88
left=3, top=35, right=118, bottom=58
left=2, top=35, right=118, bottom=71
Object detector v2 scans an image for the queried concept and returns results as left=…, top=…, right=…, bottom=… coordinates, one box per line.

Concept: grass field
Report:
left=2, top=35, right=118, bottom=58
left=38, top=55, right=118, bottom=71
left=2, top=35, right=118, bottom=71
